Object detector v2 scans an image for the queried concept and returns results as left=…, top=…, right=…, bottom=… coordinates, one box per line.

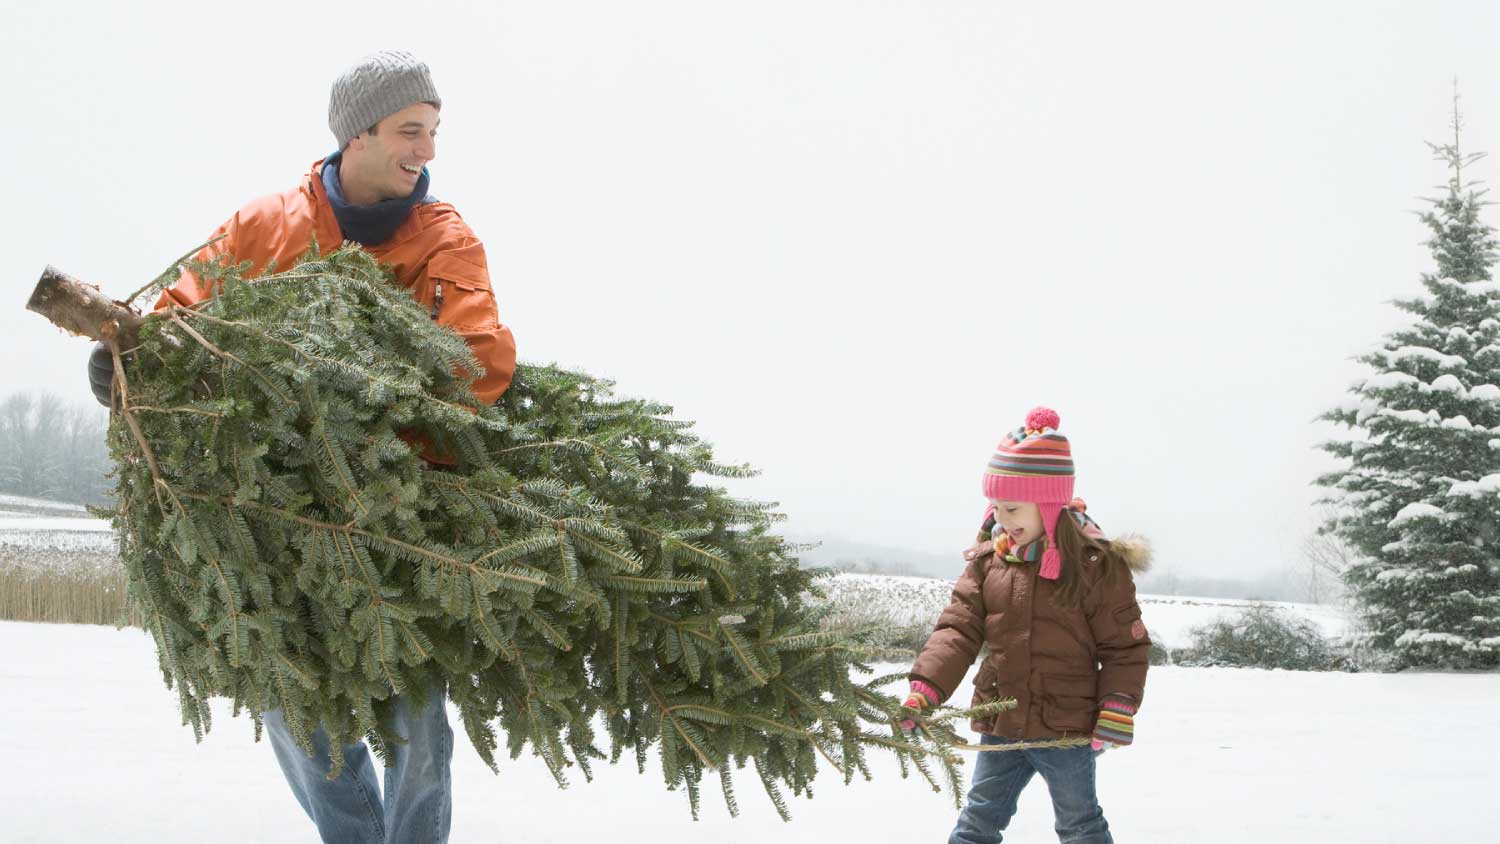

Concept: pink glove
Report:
left=899, top=680, right=940, bottom=736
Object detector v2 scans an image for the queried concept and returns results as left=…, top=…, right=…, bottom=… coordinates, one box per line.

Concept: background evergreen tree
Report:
left=1318, top=93, right=1500, bottom=669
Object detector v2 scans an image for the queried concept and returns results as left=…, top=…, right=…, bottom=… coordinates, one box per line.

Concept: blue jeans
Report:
left=265, top=688, right=454, bottom=844
left=948, top=734, right=1112, bottom=844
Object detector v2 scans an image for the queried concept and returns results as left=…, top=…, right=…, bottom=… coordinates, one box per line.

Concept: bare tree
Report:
left=0, top=393, right=56, bottom=497
left=57, top=404, right=112, bottom=504
left=1299, top=528, right=1355, bottom=605
left=0, top=391, right=111, bottom=505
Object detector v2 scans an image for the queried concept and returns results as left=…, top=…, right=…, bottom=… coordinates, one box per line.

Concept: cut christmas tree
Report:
left=27, top=245, right=1004, bottom=818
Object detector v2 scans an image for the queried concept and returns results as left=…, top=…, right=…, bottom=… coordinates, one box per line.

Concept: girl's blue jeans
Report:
left=948, top=734, right=1113, bottom=844
left=264, top=687, right=454, bottom=844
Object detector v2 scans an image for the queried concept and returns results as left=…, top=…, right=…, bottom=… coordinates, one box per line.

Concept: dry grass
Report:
left=0, top=547, right=141, bottom=627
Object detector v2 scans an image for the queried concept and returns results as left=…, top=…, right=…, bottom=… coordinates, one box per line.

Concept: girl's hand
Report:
left=1091, top=695, right=1137, bottom=750
left=899, top=681, right=940, bottom=737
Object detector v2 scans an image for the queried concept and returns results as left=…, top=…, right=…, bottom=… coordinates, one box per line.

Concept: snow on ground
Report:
left=821, top=572, right=1349, bottom=650
left=0, top=494, right=91, bottom=515
left=0, top=499, right=115, bottom=556
left=3, top=619, right=1493, bottom=843
left=0, top=527, right=115, bottom=556
left=0, top=530, right=116, bottom=556
left=0, top=516, right=113, bottom=533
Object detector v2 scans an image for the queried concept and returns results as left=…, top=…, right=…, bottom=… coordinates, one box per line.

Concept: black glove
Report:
left=87, top=342, right=115, bottom=408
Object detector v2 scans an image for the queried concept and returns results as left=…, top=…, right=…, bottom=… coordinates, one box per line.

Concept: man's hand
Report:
left=899, top=680, right=940, bottom=738
left=87, top=342, right=115, bottom=409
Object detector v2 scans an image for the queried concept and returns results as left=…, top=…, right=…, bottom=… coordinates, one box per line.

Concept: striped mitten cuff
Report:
left=1091, top=696, right=1137, bottom=750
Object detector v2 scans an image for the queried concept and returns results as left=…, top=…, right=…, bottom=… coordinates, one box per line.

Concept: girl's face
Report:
left=991, top=500, right=1044, bottom=546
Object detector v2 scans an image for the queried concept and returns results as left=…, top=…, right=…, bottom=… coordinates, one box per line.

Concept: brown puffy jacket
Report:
left=908, top=532, right=1151, bottom=740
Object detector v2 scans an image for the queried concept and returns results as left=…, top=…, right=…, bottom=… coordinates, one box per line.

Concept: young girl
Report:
left=903, top=407, right=1150, bottom=844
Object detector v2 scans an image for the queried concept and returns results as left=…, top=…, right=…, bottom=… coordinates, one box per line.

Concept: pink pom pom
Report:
left=1026, top=407, right=1061, bottom=432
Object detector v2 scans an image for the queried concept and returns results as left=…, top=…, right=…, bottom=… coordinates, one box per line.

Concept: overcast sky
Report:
left=6, top=1, right=1500, bottom=582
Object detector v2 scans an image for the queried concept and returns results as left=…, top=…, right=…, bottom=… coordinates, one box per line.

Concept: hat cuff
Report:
left=333, top=76, right=442, bottom=146
left=982, top=474, right=1074, bottom=503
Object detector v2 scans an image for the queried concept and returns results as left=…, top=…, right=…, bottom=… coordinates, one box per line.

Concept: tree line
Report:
left=0, top=391, right=112, bottom=507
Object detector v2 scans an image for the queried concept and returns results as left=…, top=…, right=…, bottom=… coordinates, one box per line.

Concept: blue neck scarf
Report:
left=321, top=150, right=430, bottom=246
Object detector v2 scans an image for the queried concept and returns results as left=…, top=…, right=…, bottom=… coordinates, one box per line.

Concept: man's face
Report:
left=342, top=102, right=440, bottom=203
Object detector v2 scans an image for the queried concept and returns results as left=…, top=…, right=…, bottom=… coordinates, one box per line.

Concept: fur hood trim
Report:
left=1107, top=534, right=1152, bottom=573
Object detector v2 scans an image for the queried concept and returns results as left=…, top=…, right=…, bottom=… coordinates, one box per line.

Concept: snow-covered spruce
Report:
left=1317, top=126, right=1500, bottom=669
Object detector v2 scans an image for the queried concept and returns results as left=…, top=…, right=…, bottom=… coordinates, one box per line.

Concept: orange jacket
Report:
left=154, top=158, right=516, bottom=405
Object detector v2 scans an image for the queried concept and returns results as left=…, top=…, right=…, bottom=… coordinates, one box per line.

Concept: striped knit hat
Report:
left=982, top=407, right=1075, bottom=581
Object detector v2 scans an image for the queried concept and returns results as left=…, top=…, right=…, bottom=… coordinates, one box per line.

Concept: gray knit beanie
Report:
left=328, top=50, right=442, bottom=148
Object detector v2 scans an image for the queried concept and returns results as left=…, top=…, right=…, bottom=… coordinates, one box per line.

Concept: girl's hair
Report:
left=1051, top=508, right=1125, bottom=608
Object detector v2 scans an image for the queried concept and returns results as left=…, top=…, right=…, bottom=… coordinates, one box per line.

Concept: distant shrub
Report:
left=806, top=572, right=952, bottom=661
left=821, top=601, right=932, bottom=661
left=1148, top=631, right=1174, bottom=666
left=1182, top=604, right=1336, bottom=671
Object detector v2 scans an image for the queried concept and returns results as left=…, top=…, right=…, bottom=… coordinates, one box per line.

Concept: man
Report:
left=87, top=50, right=515, bottom=843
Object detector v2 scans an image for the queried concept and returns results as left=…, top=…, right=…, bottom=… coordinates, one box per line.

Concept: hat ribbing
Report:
left=981, top=407, right=1075, bottom=504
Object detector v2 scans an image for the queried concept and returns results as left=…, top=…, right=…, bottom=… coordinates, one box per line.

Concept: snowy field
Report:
left=0, top=494, right=113, bottom=556
left=820, top=572, right=1350, bottom=650
left=4, top=618, right=1494, bottom=843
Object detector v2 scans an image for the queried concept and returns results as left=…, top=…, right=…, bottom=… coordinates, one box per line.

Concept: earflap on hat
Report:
left=1038, top=501, right=1064, bottom=580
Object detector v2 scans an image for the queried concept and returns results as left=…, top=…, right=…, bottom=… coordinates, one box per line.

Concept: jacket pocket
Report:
left=969, top=661, right=1002, bottom=732
left=1040, top=673, right=1097, bottom=733
left=972, top=661, right=999, bottom=701
left=426, top=252, right=497, bottom=328
left=441, top=275, right=489, bottom=292
left=427, top=247, right=490, bottom=290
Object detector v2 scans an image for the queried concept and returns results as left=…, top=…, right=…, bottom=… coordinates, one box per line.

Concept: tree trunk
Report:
left=26, top=266, right=146, bottom=349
